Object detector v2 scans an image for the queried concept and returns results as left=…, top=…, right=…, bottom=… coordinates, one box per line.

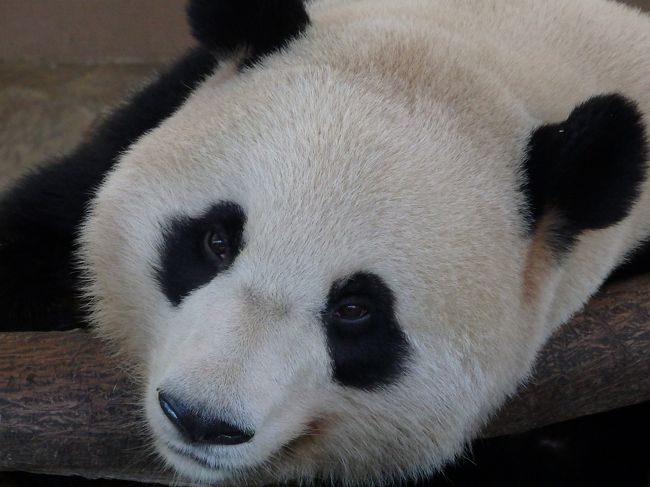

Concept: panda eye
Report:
left=204, top=227, right=234, bottom=266
left=334, top=303, right=369, bottom=321
left=331, top=300, right=372, bottom=333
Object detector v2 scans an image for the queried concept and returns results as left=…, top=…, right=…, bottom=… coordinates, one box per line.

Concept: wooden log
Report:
left=1, top=276, right=649, bottom=482
left=0, top=330, right=167, bottom=482
left=484, top=275, right=650, bottom=436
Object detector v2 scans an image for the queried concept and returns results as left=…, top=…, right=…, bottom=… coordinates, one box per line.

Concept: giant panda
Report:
left=0, top=0, right=648, bottom=485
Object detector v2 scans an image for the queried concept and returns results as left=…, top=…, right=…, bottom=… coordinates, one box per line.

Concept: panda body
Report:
left=2, top=0, right=649, bottom=484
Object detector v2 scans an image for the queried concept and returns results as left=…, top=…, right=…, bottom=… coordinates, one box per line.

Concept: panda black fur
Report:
left=1, top=0, right=649, bottom=485
left=0, top=48, right=219, bottom=330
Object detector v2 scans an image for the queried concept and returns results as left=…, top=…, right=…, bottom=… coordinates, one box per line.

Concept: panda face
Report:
left=81, top=61, right=540, bottom=483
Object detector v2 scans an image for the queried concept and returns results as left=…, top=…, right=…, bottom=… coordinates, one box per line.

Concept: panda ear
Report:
left=186, top=0, right=310, bottom=62
left=523, top=93, right=648, bottom=250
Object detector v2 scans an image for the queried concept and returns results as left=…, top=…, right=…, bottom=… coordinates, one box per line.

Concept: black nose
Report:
left=158, top=390, right=254, bottom=445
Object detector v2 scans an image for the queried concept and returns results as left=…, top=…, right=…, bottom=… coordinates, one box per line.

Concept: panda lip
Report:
left=166, top=443, right=234, bottom=471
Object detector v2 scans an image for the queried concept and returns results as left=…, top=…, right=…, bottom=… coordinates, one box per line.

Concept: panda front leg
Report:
left=0, top=48, right=218, bottom=331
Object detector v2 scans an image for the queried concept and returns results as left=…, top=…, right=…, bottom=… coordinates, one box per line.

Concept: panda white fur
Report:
left=1, top=0, right=648, bottom=485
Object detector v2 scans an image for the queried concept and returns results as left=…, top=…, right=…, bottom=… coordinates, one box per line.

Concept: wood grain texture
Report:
left=1, top=276, right=649, bottom=482
left=0, top=332, right=169, bottom=482
left=485, top=275, right=650, bottom=436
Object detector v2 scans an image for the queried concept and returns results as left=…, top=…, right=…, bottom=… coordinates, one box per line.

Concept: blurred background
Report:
left=0, top=0, right=194, bottom=190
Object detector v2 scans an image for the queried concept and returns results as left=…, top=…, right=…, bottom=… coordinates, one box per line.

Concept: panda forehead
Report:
left=114, top=72, right=407, bottom=201
left=104, top=58, right=528, bottom=286
left=119, top=66, right=491, bottom=211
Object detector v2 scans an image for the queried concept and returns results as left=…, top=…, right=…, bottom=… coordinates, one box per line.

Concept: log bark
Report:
left=1, top=276, right=649, bottom=482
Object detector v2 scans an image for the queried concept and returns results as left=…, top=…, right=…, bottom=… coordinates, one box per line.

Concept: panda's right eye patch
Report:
left=156, top=202, right=246, bottom=306
left=322, top=273, right=410, bottom=390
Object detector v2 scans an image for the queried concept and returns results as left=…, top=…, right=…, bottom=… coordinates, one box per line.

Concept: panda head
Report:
left=80, top=0, right=647, bottom=484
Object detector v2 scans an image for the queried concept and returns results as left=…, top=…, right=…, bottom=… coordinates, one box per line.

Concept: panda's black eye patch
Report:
left=322, top=273, right=410, bottom=390
left=156, top=202, right=245, bottom=306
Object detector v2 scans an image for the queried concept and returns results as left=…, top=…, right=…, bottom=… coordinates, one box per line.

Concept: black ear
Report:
left=524, top=93, right=648, bottom=248
left=187, top=0, right=310, bottom=63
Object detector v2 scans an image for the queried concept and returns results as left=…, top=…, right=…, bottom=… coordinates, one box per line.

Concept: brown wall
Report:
left=0, top=0, right=647, bottom=63
left=0, top=0, right=192, bottom=63
left=625, top=0, right=650, bottom=9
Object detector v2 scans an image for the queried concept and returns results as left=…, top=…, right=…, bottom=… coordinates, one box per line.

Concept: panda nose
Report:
left=158, top=390, right=254, bottom=445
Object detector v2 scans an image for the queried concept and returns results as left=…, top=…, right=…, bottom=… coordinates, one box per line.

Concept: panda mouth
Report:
left=162, top=417, right=327, bottom=475
left=166, top=443, right=236, bottom=471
